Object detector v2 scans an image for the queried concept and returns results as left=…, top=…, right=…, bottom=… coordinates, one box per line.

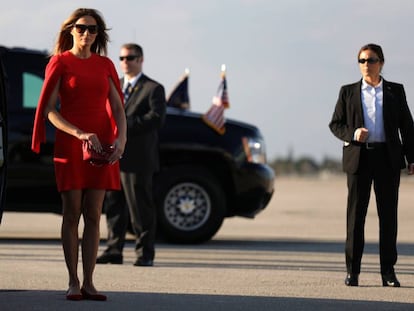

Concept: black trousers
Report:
left=345, top=147, right=400, bottom=274
left=103, top=171, right=156, bottom=261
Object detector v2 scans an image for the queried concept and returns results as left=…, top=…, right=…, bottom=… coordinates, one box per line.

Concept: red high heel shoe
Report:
left=66, top=289, right=83, bottom=301
left=80, top=288, right=107, bottom=301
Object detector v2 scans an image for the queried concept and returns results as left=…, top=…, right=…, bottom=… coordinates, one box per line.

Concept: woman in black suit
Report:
left=329, top=43, right=414, bottom=287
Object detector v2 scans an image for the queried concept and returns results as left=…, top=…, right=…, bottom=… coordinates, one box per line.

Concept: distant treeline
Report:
left=268, top=156, right=342, bottom=176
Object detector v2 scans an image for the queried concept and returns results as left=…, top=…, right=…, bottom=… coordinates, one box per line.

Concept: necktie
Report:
left=123, top=82, right=132, bottom=103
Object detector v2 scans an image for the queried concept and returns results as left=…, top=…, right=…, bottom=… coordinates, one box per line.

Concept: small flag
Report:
left=202, top=65, right=230, bottom=135
left=166, top=69, right=190, bottom=109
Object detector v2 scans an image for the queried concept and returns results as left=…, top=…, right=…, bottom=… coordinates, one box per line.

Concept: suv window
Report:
left=23, top=72, right=43, bottom=109
left=0, top=47, right=48, bottom=114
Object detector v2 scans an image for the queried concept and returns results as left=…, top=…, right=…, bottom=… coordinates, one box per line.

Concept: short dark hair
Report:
left=121, top=43, right=143, bottom=58
left=358, top=43, right=385, bottom=63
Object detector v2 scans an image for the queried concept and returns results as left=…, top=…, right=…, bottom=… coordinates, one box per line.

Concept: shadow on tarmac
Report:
left=2, top=237, right=413, bottom=256
left=1, top=238, right=414, bottom=274
left=1, top=290, right=413, bottom=311
left=1, top=239, right=414, bottom=310
left=192, top=238, right=414, bottom=256
left=155, top=239, right=414, bottom=277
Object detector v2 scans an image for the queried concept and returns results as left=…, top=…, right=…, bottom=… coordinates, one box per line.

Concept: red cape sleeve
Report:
left=109, top=58, right=123, bottom=102
left=31, top=55, right=63, bottom=153
left=105, top=58, right=124, bottom=137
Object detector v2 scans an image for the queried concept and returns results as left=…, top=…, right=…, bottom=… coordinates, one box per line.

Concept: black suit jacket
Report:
left=120, top=74, right=166, bottom=173
left=329, top=79, right=414, bottom=174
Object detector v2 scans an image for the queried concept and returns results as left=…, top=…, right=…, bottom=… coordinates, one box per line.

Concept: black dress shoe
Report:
left=96, top=253, right=123, bottom=264
left=382, top=272, right=400, bottom=287
left=345, top=273, right=359, bottom=286
left=133, top=258, right=154, bottom=267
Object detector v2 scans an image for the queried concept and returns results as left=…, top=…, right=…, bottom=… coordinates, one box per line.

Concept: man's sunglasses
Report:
left=74, top=24, right=98, bottom=34
left=119, top=55, right=139, bottom=61
left=358, top=58, right=380, bottom=64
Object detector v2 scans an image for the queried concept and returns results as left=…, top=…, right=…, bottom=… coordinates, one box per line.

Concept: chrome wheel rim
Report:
left=163, top=182, right=211, bottom=231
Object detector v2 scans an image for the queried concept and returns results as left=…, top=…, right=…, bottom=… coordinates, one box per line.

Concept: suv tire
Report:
left=155, top=166, right=226, bottom=244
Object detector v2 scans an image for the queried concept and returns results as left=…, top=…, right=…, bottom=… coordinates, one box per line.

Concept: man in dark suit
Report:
left=329, top=43, right=414, bottom=287
left=97, top=43, right=166, bottom=267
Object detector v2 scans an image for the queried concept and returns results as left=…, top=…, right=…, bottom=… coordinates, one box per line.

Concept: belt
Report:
left=362, top=142, right=386, bottom=150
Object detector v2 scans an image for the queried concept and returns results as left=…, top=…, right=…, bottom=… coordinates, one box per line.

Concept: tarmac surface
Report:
left=0, top=175, right=413, bottom=310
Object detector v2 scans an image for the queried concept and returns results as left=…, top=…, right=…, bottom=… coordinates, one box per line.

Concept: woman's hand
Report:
left=78, top=132, right=102, bottom=152
left=108, top=137, right=126, bottom=164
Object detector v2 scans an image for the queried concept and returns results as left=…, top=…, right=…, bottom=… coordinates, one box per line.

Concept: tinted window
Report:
left=0, top=47, right=48, bottom=113
left=23, top=72, right=43, bottom=109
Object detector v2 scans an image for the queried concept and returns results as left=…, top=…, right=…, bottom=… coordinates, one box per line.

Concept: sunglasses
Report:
left=119, top=55, right=139, bottom=61
left=358, top=58, right=380, bottom=64
left=74, top=24, right=98, bottom=34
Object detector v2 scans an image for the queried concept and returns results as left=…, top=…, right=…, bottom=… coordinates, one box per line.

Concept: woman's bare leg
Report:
left=81, top=189, right=105, bottom=294
left=61, top=190, right=82, bottom=295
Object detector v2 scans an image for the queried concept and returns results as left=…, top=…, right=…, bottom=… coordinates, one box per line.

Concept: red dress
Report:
left=32, top=51, right=122, bottom=192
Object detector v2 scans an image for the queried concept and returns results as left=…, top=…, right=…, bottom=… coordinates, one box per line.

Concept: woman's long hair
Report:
left=52, top=8, right=109, bottom=56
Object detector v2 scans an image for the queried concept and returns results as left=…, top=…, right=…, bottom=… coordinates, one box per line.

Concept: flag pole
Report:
left=221, top=64, right=226, bottom=79
left=178, top=68, right=189, bottom=81
left=181, top=67, right=190, bottom=80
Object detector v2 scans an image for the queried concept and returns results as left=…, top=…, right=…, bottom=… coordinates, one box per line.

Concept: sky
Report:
left=2, top=0, right=414, bottom=162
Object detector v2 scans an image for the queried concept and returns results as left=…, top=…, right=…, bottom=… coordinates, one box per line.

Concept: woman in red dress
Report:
left=32, top=8, right=126, bottom=301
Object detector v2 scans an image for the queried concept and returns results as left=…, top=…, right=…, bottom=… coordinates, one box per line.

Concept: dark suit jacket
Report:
left=120, top=74, right=166, bottom=173
left=329, top=79, right=414, bottom=174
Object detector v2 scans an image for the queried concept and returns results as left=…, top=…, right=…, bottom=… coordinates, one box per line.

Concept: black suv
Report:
left=0, top=46, right=275, bottom=243
left=0, top=52, right=8, bottom=223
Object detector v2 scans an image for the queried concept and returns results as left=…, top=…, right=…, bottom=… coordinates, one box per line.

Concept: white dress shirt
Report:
left=360, top=79, right=385, bottom=143
left=123, top=72, right=142, bottom=92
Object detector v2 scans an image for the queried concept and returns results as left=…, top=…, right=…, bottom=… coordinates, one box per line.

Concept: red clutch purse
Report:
left=82, top=141, right=115, bottom=166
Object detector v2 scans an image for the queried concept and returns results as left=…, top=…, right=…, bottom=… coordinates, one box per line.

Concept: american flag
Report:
left=202, top=69, right=230, bottom=135
left=166, top=69, right=190, bottom=109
